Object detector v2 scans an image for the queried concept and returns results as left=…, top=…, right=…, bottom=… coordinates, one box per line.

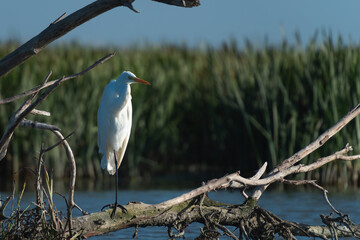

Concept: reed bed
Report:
left=0, top=37, right=359, bottom=187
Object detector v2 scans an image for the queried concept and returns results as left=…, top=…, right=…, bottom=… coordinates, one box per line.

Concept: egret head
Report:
left=117, top=71, right=150, bottom=85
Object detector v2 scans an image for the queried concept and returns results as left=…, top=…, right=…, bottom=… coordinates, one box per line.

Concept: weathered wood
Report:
left=66, top=197, right=360, bottom=239
left=0, top=0, right=200, bottom=79
left=251, top=103, right=360, bottom=200
left=72, top=197, right=245, bottom=238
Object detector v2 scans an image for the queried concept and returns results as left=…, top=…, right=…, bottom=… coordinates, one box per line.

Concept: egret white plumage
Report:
left=97, top=71, right=150, bottom=218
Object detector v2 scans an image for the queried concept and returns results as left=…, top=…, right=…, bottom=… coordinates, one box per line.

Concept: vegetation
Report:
left=1, top=36, right=360, bottom=188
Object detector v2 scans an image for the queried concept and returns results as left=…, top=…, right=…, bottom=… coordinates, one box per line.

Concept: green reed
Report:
left=0, top=36, right=359, bottom=187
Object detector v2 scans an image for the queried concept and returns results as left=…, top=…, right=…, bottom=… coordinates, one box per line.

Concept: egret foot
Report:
left=101, top=203, right=127, bottom=218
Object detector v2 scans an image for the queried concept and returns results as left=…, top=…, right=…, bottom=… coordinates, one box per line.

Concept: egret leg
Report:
left=101, top=150, right=127, bottom=218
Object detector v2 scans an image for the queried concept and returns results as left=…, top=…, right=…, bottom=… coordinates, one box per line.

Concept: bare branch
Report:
left=157, top=141, right=360, bottom=208
left=279, top=104, right=360, bottom=170
left=30, top=109, right=51, bottom=116
left=21, top=119, right=60, bottom=131
left=152, top=0, right=200, bottom=7
left=0, top=195, right=11, bottom=220
left=157, top=165, right=268, bottom=208
left=281, top=178, right=342, bottom=215
left=0, top=0, right=200, bottom=78
left=0, top=53, right=113, bottom=104
left=251, top=103, right=360, bottom=200
left=51, top=130, right=76, bottom=208
left=0, top=53, right=113, bottom=160
left=51, top=129, right=77, bottom=236
left=228, top=162, right=268, bottom=189
left=296, top=144, right=360, bottom=173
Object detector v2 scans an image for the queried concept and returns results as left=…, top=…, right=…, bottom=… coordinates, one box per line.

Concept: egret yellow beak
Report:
left=131, top=77, right=150, bottom=85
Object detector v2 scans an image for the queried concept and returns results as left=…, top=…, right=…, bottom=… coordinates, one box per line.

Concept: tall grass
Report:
left=0, top=37, right=360, bottom=188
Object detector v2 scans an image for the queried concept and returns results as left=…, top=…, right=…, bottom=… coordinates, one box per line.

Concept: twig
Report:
left=30, top=109, right=51, bottom=116
left=198, top=193, right=209, bottom=229
left=74, top=203, right=89, bottom=215
left=52, top=12, right=67, bottom=25
left=239, top=220, right=250, bottom=240
left=132, top=225, right=139, bottom=238
left=35, top=131, right=74, bottom=207
left=124, top=2, right=140, bottom=13
left=51, top=130, right=77, bottom=237
left=0, top=195, right=11, bottom=220
left=168, top=225, right=185, bottom=239
left=322, top=190, right=341, bottom=216
left=296, top=144, right=360, bottom=173
left=213, top=222, right=239, bottom=240
left=57, top=192, right=72, bottom=238
left=281, top=178, right=343, bottom=217
left=36, top=143, right=45, bottom=206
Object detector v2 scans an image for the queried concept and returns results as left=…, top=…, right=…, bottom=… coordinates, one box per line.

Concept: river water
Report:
left=1, top=187, right=360, bottom=239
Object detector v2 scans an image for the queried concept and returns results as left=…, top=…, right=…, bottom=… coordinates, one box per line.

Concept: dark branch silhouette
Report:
left=0, top=0, right=200, bottom=78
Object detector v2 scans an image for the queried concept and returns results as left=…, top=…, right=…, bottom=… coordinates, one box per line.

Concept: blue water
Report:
left=1, top=188, right=360, bottom=239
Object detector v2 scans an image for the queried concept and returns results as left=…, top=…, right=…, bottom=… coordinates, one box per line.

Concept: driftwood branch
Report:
left=0, top=0, right=200, bottom=78
left=66, top=191, right=360, bottom=239
left=154, top=143, right=358, bottom=208
left=0, top=53, right=114, bottom=161
left=251, top=103, right=360, bottom=200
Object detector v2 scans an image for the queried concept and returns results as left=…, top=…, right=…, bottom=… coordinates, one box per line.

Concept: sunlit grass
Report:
left=0, top=36, right=359, bottom=187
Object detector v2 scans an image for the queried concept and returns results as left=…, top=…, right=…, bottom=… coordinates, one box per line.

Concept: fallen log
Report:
left=68, top=195, right=360, bottom=239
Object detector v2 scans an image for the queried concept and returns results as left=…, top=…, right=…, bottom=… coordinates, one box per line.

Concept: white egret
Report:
left=97, top=71, right=150, bottom=218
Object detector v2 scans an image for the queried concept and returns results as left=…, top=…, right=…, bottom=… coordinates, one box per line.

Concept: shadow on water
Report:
left=1, top=177, right=360, bottom=239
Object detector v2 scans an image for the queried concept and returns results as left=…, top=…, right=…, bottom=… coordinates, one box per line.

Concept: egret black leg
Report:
left=101, top=150, right=127, bottom=218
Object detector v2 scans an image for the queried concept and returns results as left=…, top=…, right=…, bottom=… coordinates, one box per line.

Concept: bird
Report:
left=97, top=71, right=150, bottom=218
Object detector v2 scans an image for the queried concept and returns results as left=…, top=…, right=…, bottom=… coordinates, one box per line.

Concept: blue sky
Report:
left=0, top=1, right=359, bottom=48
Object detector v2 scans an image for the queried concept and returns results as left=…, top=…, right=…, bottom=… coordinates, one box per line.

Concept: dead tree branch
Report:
left=0, top=53, right=114, bottom=161
left=0, top=0, right=200, bottom=78
left=156, top=142, right=359, bottom=210
left=251, top=103, right=360, bottom=200
left=64, top=192, right=360, bottom=239
left=0, top=53, right=114, bottom=104
left=20, top=119, right=60, bottom=131
left=152, top=0, right=200, bottom=7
